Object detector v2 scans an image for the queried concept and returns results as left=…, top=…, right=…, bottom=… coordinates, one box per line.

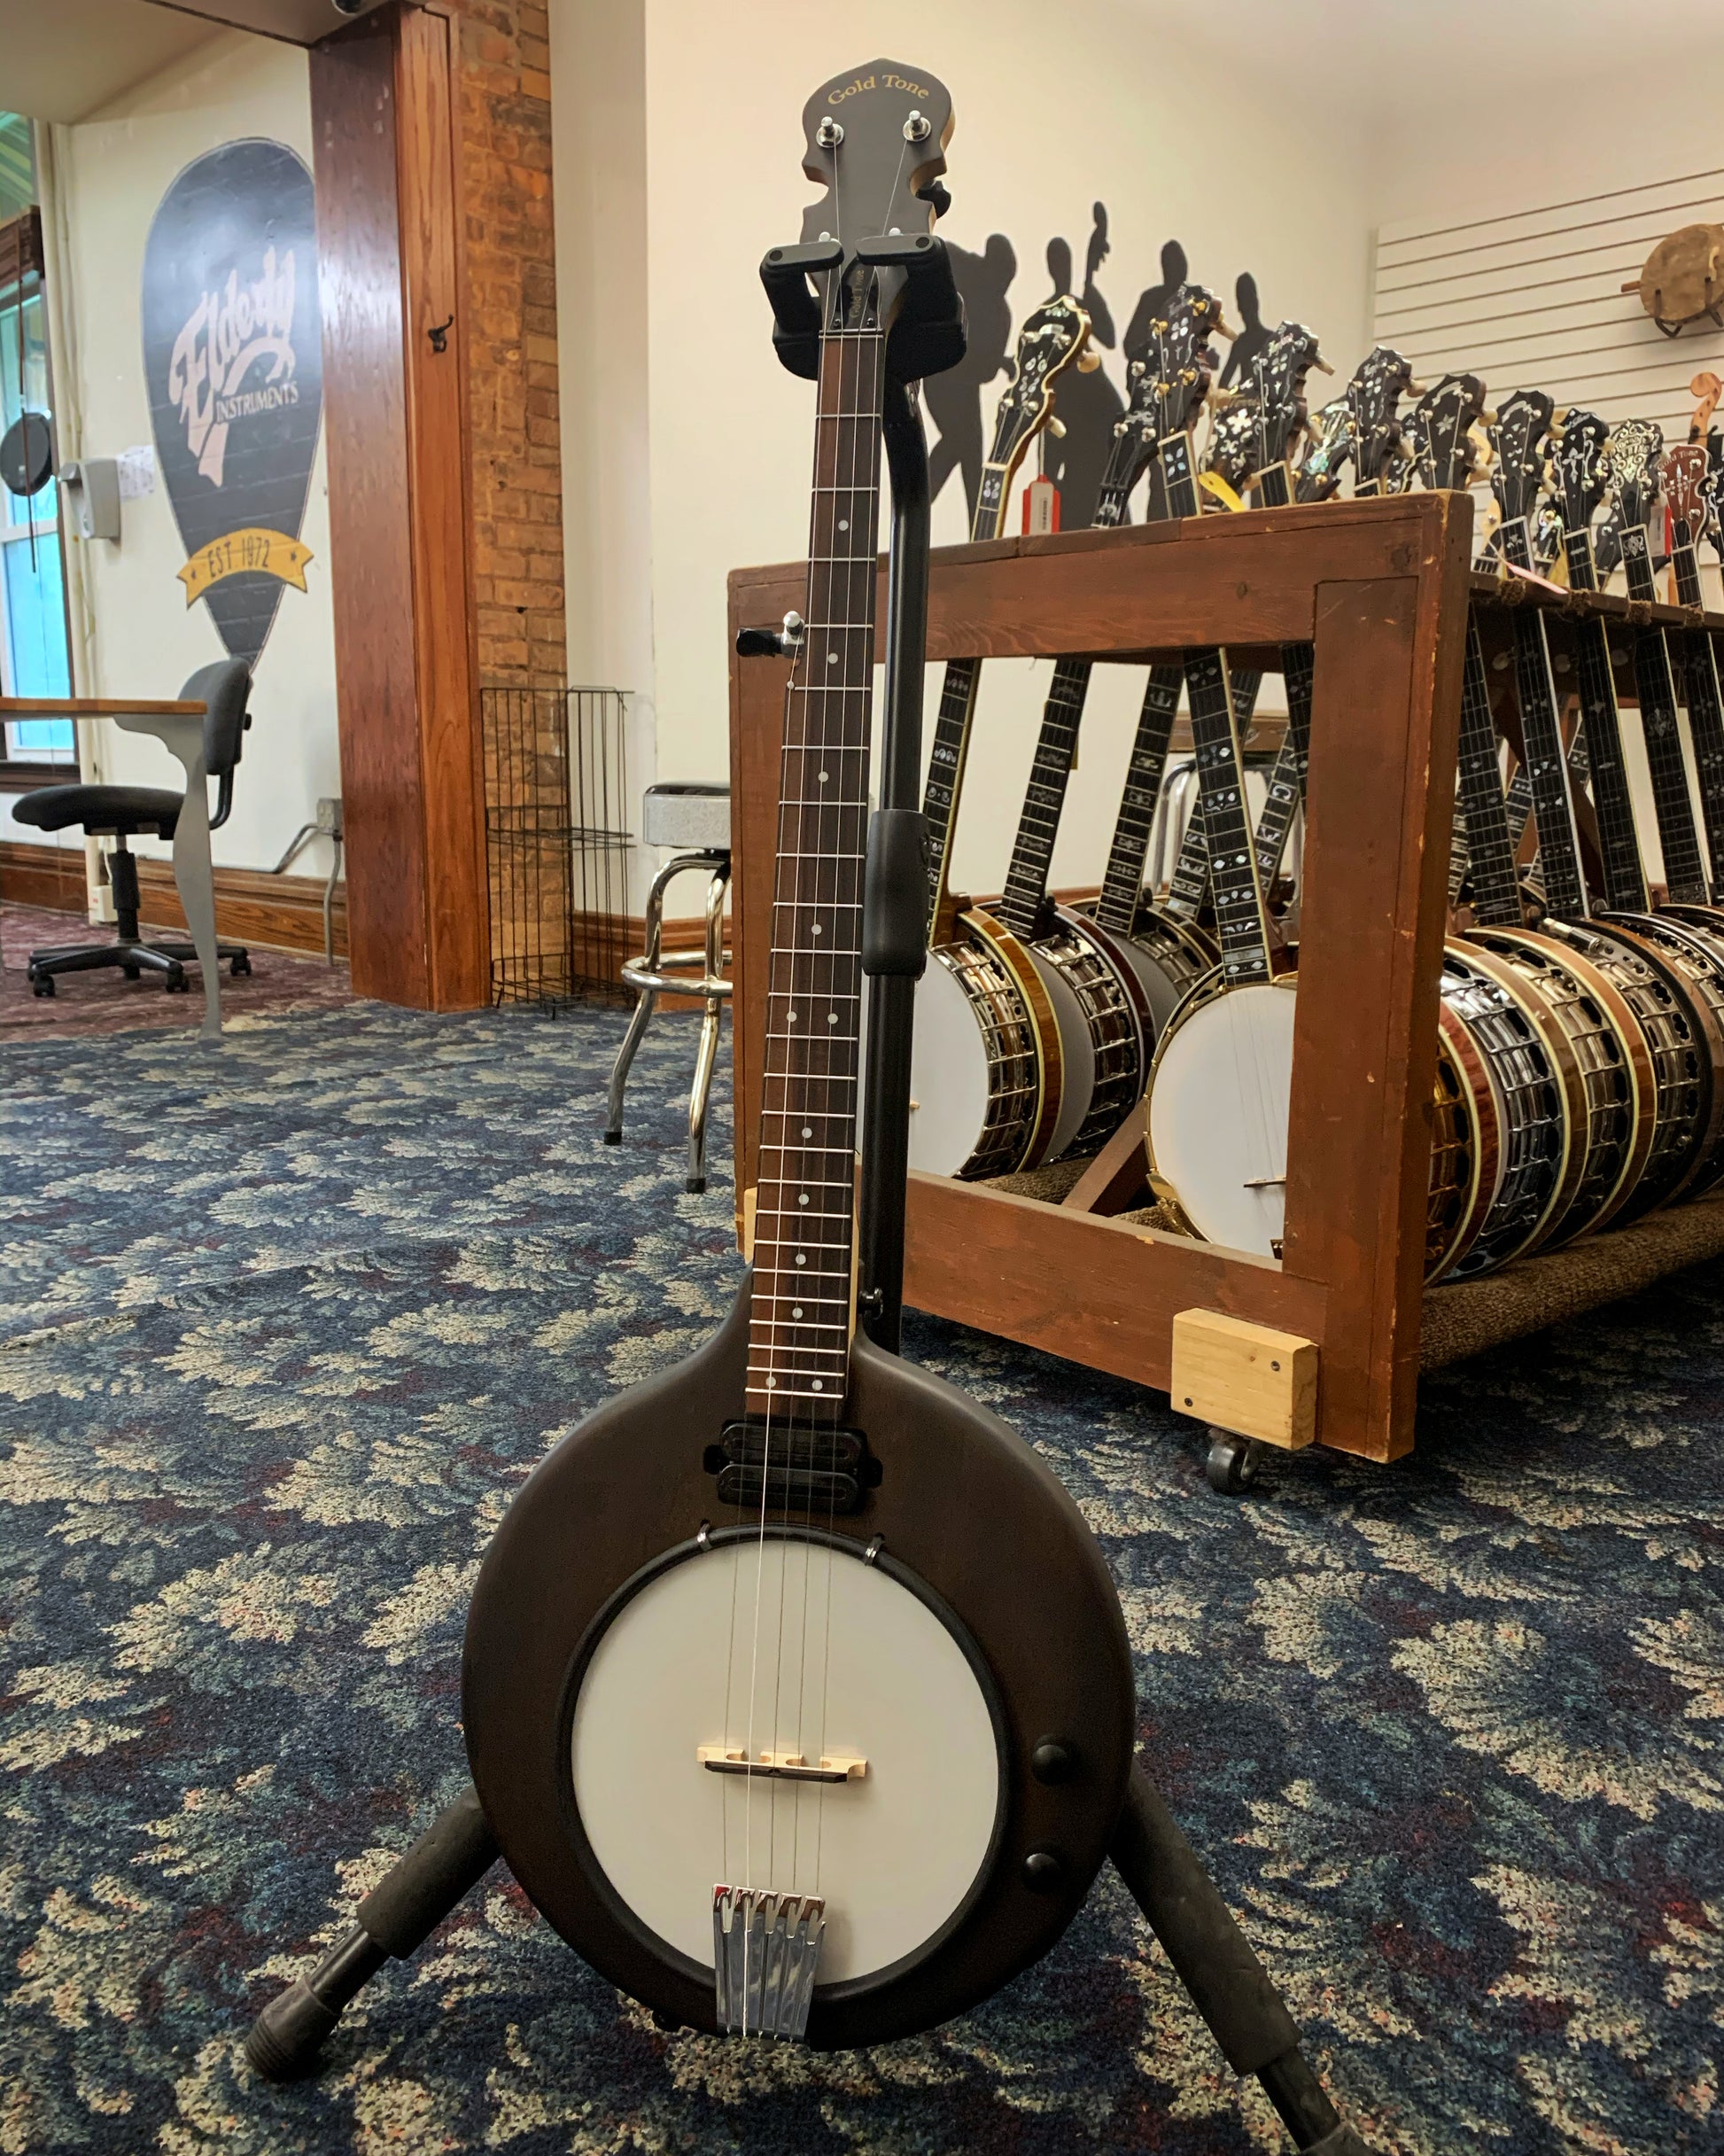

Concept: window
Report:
left=0, top=118, right=74, bottom=773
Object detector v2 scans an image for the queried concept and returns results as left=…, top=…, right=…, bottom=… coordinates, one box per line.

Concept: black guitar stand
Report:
left=244, top=234, right=1373, bottom=2156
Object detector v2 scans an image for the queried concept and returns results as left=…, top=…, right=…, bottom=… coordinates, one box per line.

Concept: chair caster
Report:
left=602, top=1128, right=622, bottom=1145
left=122, top=964, right=141, bottom=980
left=229, top=955, right=252, bottom=977
left=31, top=974, right=55, bottom=998
left=1206, top=1429, right=1265, bottom=1496
left=686, top=1176, right=706, bottom=1195
left=164, top=974, right=190, bottom=994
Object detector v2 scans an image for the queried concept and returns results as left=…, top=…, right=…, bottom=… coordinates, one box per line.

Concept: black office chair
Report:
left=16, top=659, right=254, bottom=998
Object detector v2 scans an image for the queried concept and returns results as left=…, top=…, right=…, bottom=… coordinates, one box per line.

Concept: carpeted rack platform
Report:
left=1, top=1001, right=1720, bottom=2154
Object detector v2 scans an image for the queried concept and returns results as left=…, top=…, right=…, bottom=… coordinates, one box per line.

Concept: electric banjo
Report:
left=905, top=296, right=1093, bottom=1179
left=461, top=68, right=1142, bottom=2049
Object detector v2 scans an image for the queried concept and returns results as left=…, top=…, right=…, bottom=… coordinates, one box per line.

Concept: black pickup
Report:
left=703, top=1420, right=881, bottom=1514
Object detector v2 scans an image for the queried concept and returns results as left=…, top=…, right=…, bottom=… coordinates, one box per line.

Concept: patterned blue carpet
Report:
left=1, top=1000, right=1720, bottom=2155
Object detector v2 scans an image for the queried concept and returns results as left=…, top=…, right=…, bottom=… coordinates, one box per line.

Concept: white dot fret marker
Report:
left=801, top=1125, right=812, bottom=1138
left=827, top=1013, right=838, bottom=1025
left=812, top=922, right=823, bottom=935
left=812, top=1381, right=824, bottom=1392
left=766, top=1377, right=777, bottom=1389
left=838, top=518, right=849, bottom=531
left=827, top=652, right=839, bottom=665
left=798, top=1193, right=810, bottom=1206
left=787, top=1009, right=797, bottom=1023
left=795, top=1253, right=806, bottom=1266
left=819, top=771, right=829, bottom=783
left=793, top=1305, right=804, bottom=1318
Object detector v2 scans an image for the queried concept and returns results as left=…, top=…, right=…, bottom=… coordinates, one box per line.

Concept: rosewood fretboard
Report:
left=745, top=312, right=885, bottom=1423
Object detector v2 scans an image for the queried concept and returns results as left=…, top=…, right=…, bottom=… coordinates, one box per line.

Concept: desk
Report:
left=1, top=696, right=222, bottom=1039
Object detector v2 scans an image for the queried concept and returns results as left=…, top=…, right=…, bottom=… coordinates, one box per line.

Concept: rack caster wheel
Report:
left=230, top=955, right=252, bottom=977
left=1206, top=1429, right=1265, bottom=1496
left=31, top=975, right=54, bottom=997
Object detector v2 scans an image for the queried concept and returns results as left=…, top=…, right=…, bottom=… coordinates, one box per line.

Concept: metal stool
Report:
left=605, top=782, right=732, bottom=1192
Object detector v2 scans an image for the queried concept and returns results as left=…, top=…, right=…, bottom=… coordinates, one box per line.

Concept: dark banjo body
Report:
left=462, top=1288, right=1136, bottom=2046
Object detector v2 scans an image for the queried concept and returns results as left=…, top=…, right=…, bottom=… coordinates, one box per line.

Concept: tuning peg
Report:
left=1311, top=356, right=1335, bottom=376
left=1045, top=416, right=1067, bottom=439
left=1076, top=348, right=1102, bottom=373
left=914, top=181, right=951, bottom=218
left=1406, top=377, right=1429, bottom=397
left=1215, top=315, right=1239, bottom=341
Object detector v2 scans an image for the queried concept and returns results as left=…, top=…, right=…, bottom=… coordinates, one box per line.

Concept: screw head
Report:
left=1021, top=1848, right=1064, bottom=1893
left=1029, top=1740, right=1076, bottom=1785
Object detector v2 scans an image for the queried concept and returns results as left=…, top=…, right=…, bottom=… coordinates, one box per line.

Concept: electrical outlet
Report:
left=316, top=797, right=343, bottom=838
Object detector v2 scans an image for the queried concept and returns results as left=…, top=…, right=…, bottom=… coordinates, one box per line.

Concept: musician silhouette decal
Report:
left=925, top=217, right=1260, bottom=533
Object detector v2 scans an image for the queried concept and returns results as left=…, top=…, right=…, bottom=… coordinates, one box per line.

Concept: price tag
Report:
left=1021, top=476, right=1060, bottom=535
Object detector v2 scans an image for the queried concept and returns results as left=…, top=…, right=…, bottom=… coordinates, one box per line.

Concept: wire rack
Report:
left=482, top=684, right=632, bottom=1011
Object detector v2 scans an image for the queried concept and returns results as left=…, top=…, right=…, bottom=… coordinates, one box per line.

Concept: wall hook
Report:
left=428, top=315, right=454, bottom=354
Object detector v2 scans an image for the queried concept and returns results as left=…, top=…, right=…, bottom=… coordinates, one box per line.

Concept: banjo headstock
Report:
left=1347, top=345, right=1418, bottom=490
left=986, top=296, right=1091, bottom=471
left=1202, top=396, right=1261, bottom=493
left=1600, top=417, right=1664, bottom=540
left=1549, top=408, right=1608, bottom=536
left=796, top=63, right=953, bottom=331
left=1408, top=372, right=1487, bottom=492
left=1663, top=440, right=1711, bottom=552
left=1148, top=283, right=1229, bottom=445
left=1248, top=320, right=1327, bottom=473
left=1487, top=389, right=1556, bottom=530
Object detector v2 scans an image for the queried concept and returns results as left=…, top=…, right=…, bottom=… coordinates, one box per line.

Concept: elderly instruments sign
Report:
left=143, top=137, right=322, bottom=667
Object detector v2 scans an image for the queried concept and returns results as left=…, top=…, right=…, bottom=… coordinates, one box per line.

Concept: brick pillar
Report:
left=454, top=0, right=566, bottom=688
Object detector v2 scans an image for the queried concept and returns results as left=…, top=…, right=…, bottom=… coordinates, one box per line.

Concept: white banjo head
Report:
left=570, top=1536, right=1003, bottom=1987
left=905, top=953, right=998, bottom=1177
left=1147, top=981, right=1297, bottom=1255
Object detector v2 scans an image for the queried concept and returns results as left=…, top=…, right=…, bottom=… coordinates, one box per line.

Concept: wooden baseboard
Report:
left=0, top=840, right=347, bottom=961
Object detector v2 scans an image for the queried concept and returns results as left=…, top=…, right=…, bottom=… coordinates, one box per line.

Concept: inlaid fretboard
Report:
left=744, top=314, right=885, bottom=1423
left=1245, top=459, right=1312, bottom=895
left=1668, top=533, right=1724, bottom=892
left=1561, top=526, right=1649, bottom=912
left=1498, top=515, right=1591, bottom=920
left=1619, top=522, right=1711, bottom=903
left=1162, top=429, right=1272, bottom=980
left=1455, top=616, right=1526, bottom=927
left=921, top=458, right=1013, bottom=944
left=1093, top=664, right=1184, bottom=932
left=994, top=430, right=1146, bottom=940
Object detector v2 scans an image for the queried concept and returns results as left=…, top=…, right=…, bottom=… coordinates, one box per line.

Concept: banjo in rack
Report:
left=1144, top=284, right=1301, bottom=1257
left=1659, top=411, right=1724, bottom=896
left=1411, top=377, right=1654, bottom=1263
left=905, top=295, right=1093, bottom=1179
left=1074, top=292, right=1268, bottom=1030
left=982, top=346, right=1202, bottom=1158
left=1487, top=390, right=1723, bottom=1221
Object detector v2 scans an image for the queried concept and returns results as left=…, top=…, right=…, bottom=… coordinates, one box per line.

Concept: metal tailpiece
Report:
left=712, top=1886, right=826, bottom=2040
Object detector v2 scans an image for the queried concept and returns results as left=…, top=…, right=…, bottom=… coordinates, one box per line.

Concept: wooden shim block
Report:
left=1169, top=1308, right=1318, bottom=1451
left=741, top=1186, right=757, bottom=1263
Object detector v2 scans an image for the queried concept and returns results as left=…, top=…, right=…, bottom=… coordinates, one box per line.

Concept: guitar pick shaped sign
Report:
left=142, top=137, right=322, bottom=668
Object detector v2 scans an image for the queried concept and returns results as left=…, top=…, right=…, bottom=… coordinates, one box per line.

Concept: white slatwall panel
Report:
left=1374, top=167, right=1724, bottom=441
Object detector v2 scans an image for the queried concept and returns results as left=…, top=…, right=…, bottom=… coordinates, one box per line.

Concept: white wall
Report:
left=552, top=0, right=1377, bottom=907
left=31, top=28, right=339, bottom=882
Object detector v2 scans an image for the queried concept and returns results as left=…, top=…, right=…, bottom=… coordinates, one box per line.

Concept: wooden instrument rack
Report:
left=727, top=497, right=1724, bottom=1462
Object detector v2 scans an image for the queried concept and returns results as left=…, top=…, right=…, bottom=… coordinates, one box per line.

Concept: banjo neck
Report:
left=744, top=296, right=886, bottom=1425
left=1663, top=452, right=1724, bottom=891
left=1495, top=510, right=1594, bottom=920
left=992, top=429, right=1145, bottom=940
left=1161, top=425, right=1273, bottom=983
left=1553, top=516, right=1650, bottom=912
left=922, top=300, right=1091, bottom=946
